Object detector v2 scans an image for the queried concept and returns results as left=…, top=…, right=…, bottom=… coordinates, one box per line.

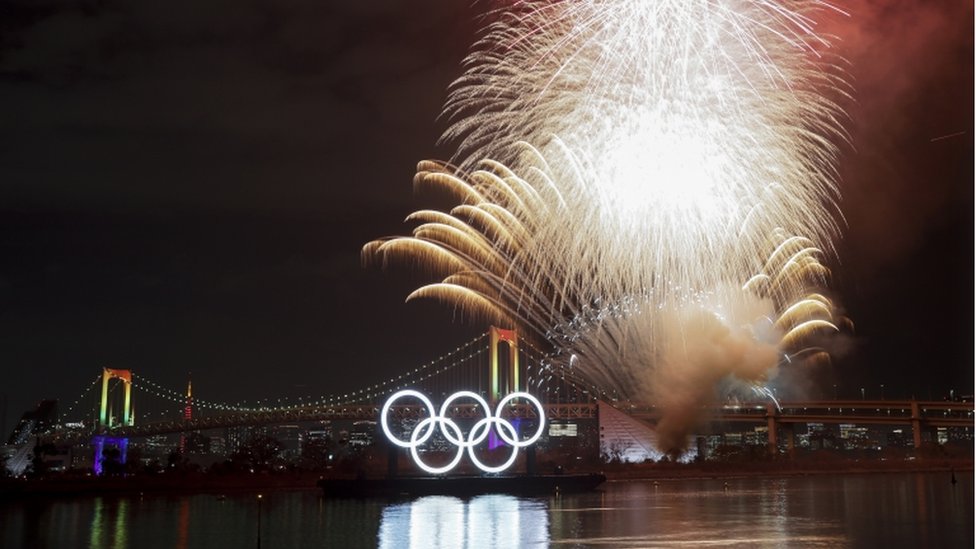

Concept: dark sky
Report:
left=0, top=1, right=972, bottom=428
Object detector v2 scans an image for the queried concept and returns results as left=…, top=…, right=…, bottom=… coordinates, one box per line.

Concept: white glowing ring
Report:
left=409, top=416, right=465, bottom=474
left=466, top=417, right=519, bottom=473
left=381, top=389, right=437, bottom=448
left=438, top=391, right=491, bottom=447
left=494, top=392, right=546, bottom=447
left=380, top=390, right=546, bottom=474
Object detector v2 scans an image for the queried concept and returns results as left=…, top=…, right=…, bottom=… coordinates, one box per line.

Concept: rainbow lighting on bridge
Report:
left=380, top=390, right=545, bottom=474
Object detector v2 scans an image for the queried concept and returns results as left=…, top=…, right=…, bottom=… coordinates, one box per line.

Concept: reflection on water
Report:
left=547, top=477, right=849, bottom=547
left=89, top=498, right=128, bottom=549
left=0, top=472, right=971, bottom=548
left=176, top=498, right=189, bottom=549
left=378, top=494, right=548, bottom=548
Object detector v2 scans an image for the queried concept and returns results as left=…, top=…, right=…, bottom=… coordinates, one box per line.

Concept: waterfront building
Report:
left=274, top=425, right=303, bottom=459
left=349, top=421, right=377, bottom=448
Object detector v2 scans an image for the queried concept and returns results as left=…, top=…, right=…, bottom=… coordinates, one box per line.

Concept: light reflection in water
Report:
left=764, top=478, right=788, bottom=540
left=88, top=497, right=103, bottom=549
left=546, top=478, right=850, bottom=547
left=88, top=497, right=128, bottom=549
left=914, top=472, right=931, bottom=543
left=379, top=494, right=548, bottom=548
left=176, top=498, right=190, bottom=549
left=113, top=499, right=128, bottom=549
left=0, top=473, right=969, bottom=548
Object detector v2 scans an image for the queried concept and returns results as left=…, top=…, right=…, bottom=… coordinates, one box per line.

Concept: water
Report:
left=1, top=472, right=971, bottom=548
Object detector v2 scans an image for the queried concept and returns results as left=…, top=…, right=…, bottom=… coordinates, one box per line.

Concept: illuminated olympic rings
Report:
left=380, top=389, right=546, bottom=474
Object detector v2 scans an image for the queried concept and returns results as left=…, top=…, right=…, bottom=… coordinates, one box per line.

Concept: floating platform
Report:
left=317, top=473, right=607, bottom=498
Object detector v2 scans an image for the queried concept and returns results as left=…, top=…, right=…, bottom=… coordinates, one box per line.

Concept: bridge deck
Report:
left=42, top=400, right=973, bottom=445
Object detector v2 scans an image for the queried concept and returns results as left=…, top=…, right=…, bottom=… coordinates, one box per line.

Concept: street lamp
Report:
left=860, top=387, right=865, bottom=400
left=833, top=384, right=838, bottom=400
left=880, top=384, right=885, bottom=400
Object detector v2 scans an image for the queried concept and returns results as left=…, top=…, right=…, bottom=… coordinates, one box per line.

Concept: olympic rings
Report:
left=380, top=389, right=546, bottom=474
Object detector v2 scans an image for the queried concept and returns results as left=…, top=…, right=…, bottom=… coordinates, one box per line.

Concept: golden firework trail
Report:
left=365, top=0, right=850, bottom=446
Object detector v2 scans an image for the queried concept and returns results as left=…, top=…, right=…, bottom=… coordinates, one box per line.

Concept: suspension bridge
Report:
left=42, top=328, right=597, bottom=441
left=5, top=327, right=973, bottom=476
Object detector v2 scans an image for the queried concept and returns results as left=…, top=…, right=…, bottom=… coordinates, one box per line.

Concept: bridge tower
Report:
left=94, top=367, right=133, bottom=475
left=99, top=367, right=133, bottom=428
left=488, top=327, right=541, bottom=471
left=489, top=326, right=520, bottom=401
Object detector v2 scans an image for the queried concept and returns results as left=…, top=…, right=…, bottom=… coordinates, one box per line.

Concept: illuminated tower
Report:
left=184, top=378, right=193, bottom=421
left=489, top=326, right=520, bottom=402
left=179, top=376, right=193, bottom=454
left=99, top=367, right=133, bottom=428
left=94, top=367, right=133, bottom=475
left=489, top=327, right=521, bottom=451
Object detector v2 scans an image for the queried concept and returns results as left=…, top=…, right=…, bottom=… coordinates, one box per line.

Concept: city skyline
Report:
left=0, top=1, right=972, bottom=426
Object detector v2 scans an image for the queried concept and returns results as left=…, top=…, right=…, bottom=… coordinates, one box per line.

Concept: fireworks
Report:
left=440, top=0, right=848, bottom=298
left=365, top=0, right=849, bottom=454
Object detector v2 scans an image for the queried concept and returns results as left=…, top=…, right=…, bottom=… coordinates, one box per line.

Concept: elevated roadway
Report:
left=42, top=400, right=972, bottom=450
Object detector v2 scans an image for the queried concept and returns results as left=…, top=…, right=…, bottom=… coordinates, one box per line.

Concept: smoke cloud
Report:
left=636, top=289, right=782, bottom=457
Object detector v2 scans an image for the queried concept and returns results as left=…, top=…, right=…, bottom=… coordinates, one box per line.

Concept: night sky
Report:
left=0, top=1, right=972, bottom=430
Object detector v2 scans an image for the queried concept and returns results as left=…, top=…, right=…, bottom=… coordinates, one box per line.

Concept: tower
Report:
left=184, top=377, right=193, bottom=421
left=180, top=376, right=193, bottom=454
left=99, top=367, right=133, bottom=428
left=489, top=326, right=520, bottom=402
left=94, top=367, right=133, bottom=475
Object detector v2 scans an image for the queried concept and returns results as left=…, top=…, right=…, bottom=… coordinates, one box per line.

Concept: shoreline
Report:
left=2, top=459, right=971, bottom=500
left=600, top=459, right=973, bottom=482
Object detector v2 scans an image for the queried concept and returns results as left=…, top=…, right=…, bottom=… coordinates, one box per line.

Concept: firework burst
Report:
left=439, top=0, right=849, bottom=301
left=365, top=0, right=849, bottom=455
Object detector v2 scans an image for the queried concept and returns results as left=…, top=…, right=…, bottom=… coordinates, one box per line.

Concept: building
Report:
left=6, top=400, right=59, bottom=445
left=839, top=424, right=869, bottom=450
left=274, top=425, right=303, bottom=459
left=349, top=421, right=377, bottom=448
